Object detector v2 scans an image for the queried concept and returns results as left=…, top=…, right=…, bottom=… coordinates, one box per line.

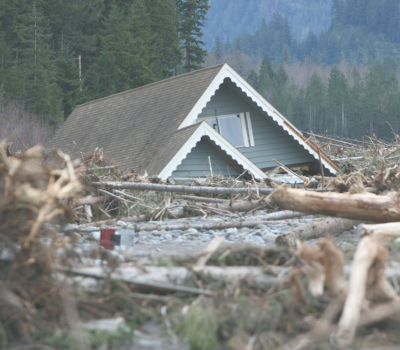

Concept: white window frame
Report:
left=196, top=112, right=255, bottom=148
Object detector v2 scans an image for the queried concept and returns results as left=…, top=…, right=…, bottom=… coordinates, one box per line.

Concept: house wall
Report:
left=172, top=138, right=240, bottom=178
left=197, top=81, right=315, bottom=169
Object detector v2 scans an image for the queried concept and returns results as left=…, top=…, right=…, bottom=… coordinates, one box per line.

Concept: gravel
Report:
left=59, top=212, right=361, bottom=263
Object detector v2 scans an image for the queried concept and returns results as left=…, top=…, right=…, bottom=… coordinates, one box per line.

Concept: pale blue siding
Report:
left=172, top=138, right=240, bottom=178
left=198, top=80, right=315, bottom=169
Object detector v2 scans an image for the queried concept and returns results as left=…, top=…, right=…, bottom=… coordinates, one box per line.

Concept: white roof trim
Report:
left=178, top=63, right=337, bottom=175
left=158, top=121, right=267, bottom=180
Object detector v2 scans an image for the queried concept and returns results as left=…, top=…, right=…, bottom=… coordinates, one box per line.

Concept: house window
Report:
left=199, top=113, right=255, bottom=147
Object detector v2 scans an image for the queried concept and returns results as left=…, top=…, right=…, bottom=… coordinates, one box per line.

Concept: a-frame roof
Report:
left=47, top=64, right=225, bottom=175
left=47, top=63, right=338, bottom=177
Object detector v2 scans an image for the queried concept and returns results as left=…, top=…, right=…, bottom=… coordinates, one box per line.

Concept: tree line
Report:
left=0, top=0, right=209, bottom=124
left=246, top=56, right=400, bottom=140
left=222, top=0, right=400, bottom=66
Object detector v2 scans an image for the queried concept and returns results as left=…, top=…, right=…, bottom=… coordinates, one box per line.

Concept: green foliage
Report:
left=179, top=304, right=219, bottom=350
left=0, top=0, right=209, bottom=123
left=178, top=0, right=210, bottom=72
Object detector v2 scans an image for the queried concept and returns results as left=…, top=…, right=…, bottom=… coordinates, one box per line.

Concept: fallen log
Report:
left=270, top=187, right=400, bottom=223
left=92, top=181, right=274, bottom=195
left=77, top=210, right=304, bottom=229
left=61, top=265, right=278, bottom=294
left=361, top=222, right=400, bottom=237
left=103, top=219, right=280, bottom=232
left=119, top=210, right=304, bottom=232
left=181, top=195, right=230, bottom=204
left=331, top=156, right=364, bottom=162
left=201, top=199, right=272, bottom=212
left=59, top=266, right=213, bottom=296
left=276, top=217, right=361, bottom=246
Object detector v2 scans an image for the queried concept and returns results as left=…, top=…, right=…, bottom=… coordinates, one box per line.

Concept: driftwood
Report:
left=194, top=236, right=225, bottom=268
left=297, top=239, right=347, bottom=297
left=77, top=210, right=303, bottom=229
left=59, top=266, right=213, bottom=296
left=107, top=210, right=304, bottom=232
left=112, top=189, right=142, bottom=201
left=104, top=219, right=283, bottom=232
left=336, top=235, right=397, bottom=346
left=84, top=204, right=93, bottom=222
left=181, top=195, right=230, bottom=203
left=331, top=156, right=364, bottom=162
left=271, top=187, right=400, bottom=222
left=361, top=222, right=400, bottom=237
left=62, top=266, right=278, bottom=294
left=276, top=217, right=360, bottom=246
left=92, top=181, right=274, bottom=195
left=74, top=196, right=105, bottom=206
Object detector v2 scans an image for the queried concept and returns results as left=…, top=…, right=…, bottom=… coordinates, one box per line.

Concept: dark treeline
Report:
left=246, top=56, right=400, bottom=140
left=223, top=0, right=400, bottom=66
left=0, top=0, right=209, bottom=124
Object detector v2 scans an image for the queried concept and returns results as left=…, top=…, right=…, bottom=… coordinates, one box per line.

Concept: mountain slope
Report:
left=203, top=0, right=332, bottom=50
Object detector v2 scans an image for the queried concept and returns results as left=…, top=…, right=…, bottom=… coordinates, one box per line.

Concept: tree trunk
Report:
left=276, top=217, right=361, bottom=246
left=270, top=187, right=400, bottom=223
left=93, top=181, right=274, bottom=195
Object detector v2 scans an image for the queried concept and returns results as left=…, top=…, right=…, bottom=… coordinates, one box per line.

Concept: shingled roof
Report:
left=47, top=64, right=225, bottom=175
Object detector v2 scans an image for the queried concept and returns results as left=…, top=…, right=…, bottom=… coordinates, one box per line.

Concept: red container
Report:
left=100, top=228, right=116, bottom=250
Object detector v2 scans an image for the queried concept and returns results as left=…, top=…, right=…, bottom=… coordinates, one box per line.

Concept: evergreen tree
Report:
left=128, top=0, right=158, bottom=87
left=19, top=2, right=62, bottom=123
left=147, top=0, right=181, bottom=77
left=327, top=66, right=348, bottom=137
left=212, top=35, right=223, bottom=61
left=177, top=0, right=209, bottom=72
left=56, top=43, right=81, bottom=120
left=83, top=44, right=118, bottom=100
left=331, top=0, right=344, bottom=23
left=99, top=2, right=132, bottom=91
left=305, top=73, right=325, bottom=133
left=258, top=55, right=274, bottom=99
left=247, top=69, right=259, bottom=90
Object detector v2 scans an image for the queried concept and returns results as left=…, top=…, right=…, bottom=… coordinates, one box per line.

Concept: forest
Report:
left=0, top=0, right=208, bottom=124
left=202, top=0, right=332, bottom=50
left=206, top=0, right=400, bottom=140
left=1, top=0, right=400, bottom=142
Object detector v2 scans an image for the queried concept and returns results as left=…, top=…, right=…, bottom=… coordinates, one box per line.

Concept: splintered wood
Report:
left=288, top=234, right=399, bottom=349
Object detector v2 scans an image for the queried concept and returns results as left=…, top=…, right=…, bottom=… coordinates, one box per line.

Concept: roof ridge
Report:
left=75, top=63, right=226, bottom=109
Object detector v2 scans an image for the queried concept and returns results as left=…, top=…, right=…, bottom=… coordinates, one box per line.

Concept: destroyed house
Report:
left=47, top=63, right=338, bottom=179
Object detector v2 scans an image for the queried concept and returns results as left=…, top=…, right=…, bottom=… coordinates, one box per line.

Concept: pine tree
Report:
left=99, top=3, right=132, bottom=92
left=56, top=43, right=81, bottom=120
left=83, top=45, right=118, bottom=100
left=146, top=0, right=181, bottom=77
left=258, top=55, right=274, bottom=99
left=128, top=0, right=158, bottom=87
left=19, top=2, right=62, bottom=123
left=327, top=66, right=348, bottom=137
left=247, top=69, right=259, bottom=90
left=305, top=73, right=325, bottom=133
left=178, top=0, right=210, bottom=73
left=212, top=36, right=223, bottom=61
left=331, top=0, right=344, bottom=23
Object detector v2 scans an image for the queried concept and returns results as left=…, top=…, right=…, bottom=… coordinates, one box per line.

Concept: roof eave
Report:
left=158, top=121, right=267, bottom=180
left=178, top=63, right=339, bottom=175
